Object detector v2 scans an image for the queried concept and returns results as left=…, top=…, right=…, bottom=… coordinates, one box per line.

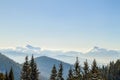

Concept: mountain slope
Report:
left=0, top=53, right=21, bottom=80
left=35, top=56, right=72, bottom=79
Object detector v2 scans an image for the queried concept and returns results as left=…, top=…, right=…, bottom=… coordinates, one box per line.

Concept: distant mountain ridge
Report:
left=0, top=45, right=120, bottom=65
left=85, top=46, right=120, bottom=64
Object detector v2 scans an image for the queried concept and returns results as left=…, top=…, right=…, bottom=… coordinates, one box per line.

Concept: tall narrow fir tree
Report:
left=67, top=67, right=73, bottom=80
left=30, top=55, right=39, bottom=80
left=5, top=71, right=9, bottom=80
left=57, top=63, right=64, bottom=80
left=9, top=67, right=14, bottom=80
left=83, top=60, right=89, bottom=80
left=50, top=64, right=57, bottom=80
left=90, top=59, right=101, bottom=80
left=73, top=57, right=82, bottom=80
left=21, top=56, right=31, bottom=80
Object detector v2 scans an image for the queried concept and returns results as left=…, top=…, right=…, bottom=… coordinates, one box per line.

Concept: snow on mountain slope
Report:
left=87, top=46, right=120, bottom=57
left=85, top=46, right=120, bottom=64
left=0, top=53, right=21, bottom=80
left=0, top=45, right=41, bottom=63
left=35, top=56, right=72, bottom=79
left=0, top=45, right=120, bottom=65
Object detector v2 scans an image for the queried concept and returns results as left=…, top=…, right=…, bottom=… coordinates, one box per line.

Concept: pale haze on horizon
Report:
left=0, top=0, right=120, bottom=52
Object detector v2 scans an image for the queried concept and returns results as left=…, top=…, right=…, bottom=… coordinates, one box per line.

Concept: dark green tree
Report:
left=50, top=64, right=57, bottom=80
left=83, top=60, right=89, bottom=80
left=9, top=67, right=14, bottom=80
left=100, top=65, right=108, bottom=80
left=30, top=55, right=39, bottom=80
left=90, top=59, right=101, bottom=80
left=21, top=56, right=31, bottom=80
left=5, top=71, right=9, bottom=80
left=67, top=67, right=73, bottom=80
left=73, top=57, right=82, bottom=80
left=57, top=62, right=64, bottom=80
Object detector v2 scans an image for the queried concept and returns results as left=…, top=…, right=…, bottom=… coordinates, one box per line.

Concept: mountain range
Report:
left=0, top=45, right=120, bottom=80
left=0, top=45, right=120, bottom=65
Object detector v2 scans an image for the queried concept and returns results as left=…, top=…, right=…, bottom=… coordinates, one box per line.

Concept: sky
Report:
left=0, top=0, right=120, bottom=52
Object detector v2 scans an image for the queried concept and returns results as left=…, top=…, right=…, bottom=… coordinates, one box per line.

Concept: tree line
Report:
left=0, top=56, right=120, bottom=80
left=50, top=57, right=120, bottom=80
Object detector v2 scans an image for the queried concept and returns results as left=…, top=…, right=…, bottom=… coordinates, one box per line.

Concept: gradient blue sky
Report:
left=0, top=0, right=120, bottom=52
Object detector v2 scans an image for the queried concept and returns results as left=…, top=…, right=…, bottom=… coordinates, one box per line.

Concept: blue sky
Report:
left=0, top=0, right=120, bottom=52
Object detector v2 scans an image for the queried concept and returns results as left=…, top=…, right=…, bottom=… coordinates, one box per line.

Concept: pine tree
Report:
left=57, top=62, right=64, bottom=80
left=73, top=57, right=82, bottom=80
left=67, top=67, right=73, bottom=80
left=83, top=60, right=89, bottom=80
left=21, top=56, right=31, bottom=80
left=108, top=61, right=115, bottom=80
left=30, top=55, right=39, bottom=80
left=114, top=59, right=120, bottom=80
left=5, top=71, right=9, bottom=80
left=90, top=59, right=101, bottom=80
left=9, top=67, right=14, bottom=80
left=50, top=64, right=57, bottom=80
left=101, top=65, right=108, bottom=80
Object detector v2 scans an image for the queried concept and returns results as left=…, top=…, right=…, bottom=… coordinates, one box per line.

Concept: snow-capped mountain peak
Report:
left=90, top=46, right=107, bottom=53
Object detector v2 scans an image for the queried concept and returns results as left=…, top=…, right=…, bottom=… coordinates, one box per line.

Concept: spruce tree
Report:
left=114, top=60, right=120, bottom=80
left=30, top=55, right=39, bottom=80
left=50, top=64, right=57, bottom=80
left=5, top=71, right=9, bottom=80
left=67, top=67, right=73, bottom=80
left=9, top=67, right=14, bottom=80
left=101, top=65, right=108, bottom=80
left=57, top=62, right=64, bottom=80
left=108, top=61, right=114, bottom=80
left=21, top=56, right=31, bottom=80
left=90, top=59, right=101, bottom=80
left=73, top=57, right=82, bottom=80
left=83, top=60, right=89, bottom=80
